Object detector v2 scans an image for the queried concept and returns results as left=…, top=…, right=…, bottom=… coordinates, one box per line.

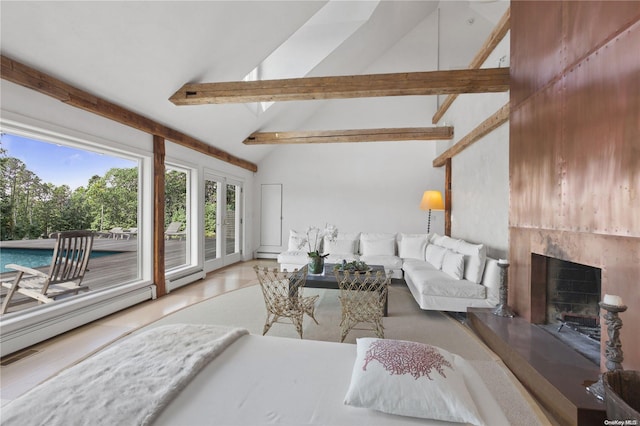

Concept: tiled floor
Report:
left=0, top=259, right=276, bottom=404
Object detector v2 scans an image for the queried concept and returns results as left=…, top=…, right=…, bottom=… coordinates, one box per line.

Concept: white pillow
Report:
left=442, top=249, right=465, bottom=280
left=434, top=235, right=461, bottom=251
left=287, top=230, right=307, bottom=251
left=344, top=338, right=484, bottom=425
left=456, top=241, right=487, bottom=284
left=398, top=235, right=428, bottom=260
left=425, top=244, right=447, bottom=269
left=324, top=239, right=357, bottom=255
left=360, top=238, right=396, bottom=256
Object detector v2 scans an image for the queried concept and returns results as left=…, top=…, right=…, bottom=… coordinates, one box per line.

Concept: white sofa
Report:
left=402, top=234, right=501, bottom=312
left=278, top=231, right=404, bottom=278
left=277, top=231, right=501, bottom=312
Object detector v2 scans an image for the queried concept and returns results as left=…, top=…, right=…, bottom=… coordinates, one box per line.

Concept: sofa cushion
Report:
left=277, top=250, right=308, bottom=265
left=455, top=241, right=487, bottom=284
left=287, top=230, right=307, bottom=251
left=398, top=234, right=428, bottom=260
left=360, top=238, right=396, bottom=256
left=431, top=233, right=461, bottom=251
left=359, top=255, right=403, bottom=270
left=425, top=244, right=447, bottom=269
left=325, top=253, right=359, bottom=264
left=324, top=239, right=357, bottom=255
left=442, top=250, right=465, bottom=280
left=326, top=233, right=360, bottom=254
left=408, top=268, right=486, bottom=299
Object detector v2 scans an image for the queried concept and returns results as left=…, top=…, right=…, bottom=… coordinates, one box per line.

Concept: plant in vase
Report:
left=299, top=224, right=338, bottom=274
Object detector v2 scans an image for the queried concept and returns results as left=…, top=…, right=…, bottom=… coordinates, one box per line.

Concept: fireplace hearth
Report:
left=535, top=255, right=602, bottom=365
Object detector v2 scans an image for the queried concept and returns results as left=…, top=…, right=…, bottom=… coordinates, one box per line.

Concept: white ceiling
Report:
left=0, top=1, right=509, bottom=166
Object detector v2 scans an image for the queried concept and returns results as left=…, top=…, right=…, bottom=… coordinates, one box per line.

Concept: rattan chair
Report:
left=334, top=269, right=390, bottom=342
left=1, top=230, right=95, bottom=315
left=253, top=265, right=319, bottom=338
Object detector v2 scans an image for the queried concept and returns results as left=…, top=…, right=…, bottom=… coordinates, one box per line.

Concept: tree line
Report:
left=0, top=148, right=195, bottom=241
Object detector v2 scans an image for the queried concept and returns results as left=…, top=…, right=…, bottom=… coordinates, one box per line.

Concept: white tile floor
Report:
left=0, top=259, right=276, bottom=404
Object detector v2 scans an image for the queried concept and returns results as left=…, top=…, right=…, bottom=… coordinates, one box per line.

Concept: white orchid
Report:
left=298, top=224, right=338, bottom=257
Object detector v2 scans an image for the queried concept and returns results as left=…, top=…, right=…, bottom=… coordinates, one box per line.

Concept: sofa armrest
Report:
left=481, top=258, right=501, bottom=305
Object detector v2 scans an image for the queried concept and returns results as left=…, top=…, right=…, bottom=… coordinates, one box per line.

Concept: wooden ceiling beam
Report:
left=433, top=103, right=509, bottom=167
left=243, top=127, right=453, bottom=145
left=432, top=7, right=510, bottom=124
left=0, top=55, right=258, bottom=172
left=169, top=68, right=510, bottom=105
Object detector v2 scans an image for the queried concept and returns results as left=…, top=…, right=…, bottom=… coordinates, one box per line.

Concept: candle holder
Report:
left=492, top=260, right=515, bottom=318
left=587, top=302, right=627, bottom=400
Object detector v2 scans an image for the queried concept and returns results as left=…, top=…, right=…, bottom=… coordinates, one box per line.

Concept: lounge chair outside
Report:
left=1, top=230, right=95, bottom=314
left=165, top=222, right=186, bottom=240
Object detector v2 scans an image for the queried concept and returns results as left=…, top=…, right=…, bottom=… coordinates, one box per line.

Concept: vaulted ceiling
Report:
left=0, top=1, right=509, bottom=166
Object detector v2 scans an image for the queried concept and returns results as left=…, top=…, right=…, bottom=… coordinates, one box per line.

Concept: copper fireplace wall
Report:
left=509, top=1, right=640, bottom=371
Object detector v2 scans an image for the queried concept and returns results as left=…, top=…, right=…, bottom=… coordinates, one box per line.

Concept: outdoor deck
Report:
left=0, top=236, right=221, bottom=314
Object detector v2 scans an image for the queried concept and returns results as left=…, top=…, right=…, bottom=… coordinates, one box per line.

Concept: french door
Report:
left=204, top=173, right=242, bottom=272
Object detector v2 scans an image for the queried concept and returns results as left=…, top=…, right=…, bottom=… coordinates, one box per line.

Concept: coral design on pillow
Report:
left=362, top=340, right=453, bottom=380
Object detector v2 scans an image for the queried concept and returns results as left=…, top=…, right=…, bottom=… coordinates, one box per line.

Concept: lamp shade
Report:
left=420, top=190, right=444, bottom=211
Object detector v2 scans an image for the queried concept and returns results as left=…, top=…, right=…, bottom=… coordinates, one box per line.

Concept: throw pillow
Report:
left=344, top=338, right=484, bottom=425
left=425, top=244, right=447, bottom=269
left=398, top=235, right=428, bottom=260
left=456, top=241, right=487, bottom=284
left=442, top=249, right=465, bottom=280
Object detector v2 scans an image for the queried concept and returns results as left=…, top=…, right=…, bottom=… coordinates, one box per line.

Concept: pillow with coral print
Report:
left=344, top=338, right=484, bottom=425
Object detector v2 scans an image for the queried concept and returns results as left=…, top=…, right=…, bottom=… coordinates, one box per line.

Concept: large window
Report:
left=0, top=132, right=141, bottom=315
left=164, top=166, right=191, bottom=272
left=203, top=173, right=242, bottom=271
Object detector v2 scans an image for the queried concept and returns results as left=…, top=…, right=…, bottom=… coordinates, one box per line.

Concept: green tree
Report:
left=165, top=170, right=187, bottom=226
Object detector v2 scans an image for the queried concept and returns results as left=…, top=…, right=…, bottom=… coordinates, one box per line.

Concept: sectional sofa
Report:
left=277, top=231, right=501, bottom=312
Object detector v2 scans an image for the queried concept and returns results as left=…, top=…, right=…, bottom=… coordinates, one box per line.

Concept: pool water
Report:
left=0, top=248, right=119, bottom=273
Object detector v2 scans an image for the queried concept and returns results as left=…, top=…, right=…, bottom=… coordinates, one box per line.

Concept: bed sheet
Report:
left=155, top=334, right=510, bottom=426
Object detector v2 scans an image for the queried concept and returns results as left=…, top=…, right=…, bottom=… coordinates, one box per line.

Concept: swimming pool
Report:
left=0, top=248, right=120, bottom=274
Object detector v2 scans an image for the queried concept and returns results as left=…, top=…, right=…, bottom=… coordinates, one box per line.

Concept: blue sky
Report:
left=1, top=133, right=136, bottom=190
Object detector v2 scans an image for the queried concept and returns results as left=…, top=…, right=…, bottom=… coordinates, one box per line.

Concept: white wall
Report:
left=255, top=140, right=445, bottom=241
left=435, top=34, right=511, bottom=259
left=252, top=11, right=446, bottom=246
left=252, top=8, right=511, bottom=257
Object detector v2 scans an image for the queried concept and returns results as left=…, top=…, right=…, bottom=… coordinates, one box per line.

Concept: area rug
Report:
left=144, top=284, right=491, bottom=359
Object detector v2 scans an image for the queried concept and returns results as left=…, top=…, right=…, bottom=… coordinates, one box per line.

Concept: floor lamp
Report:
left=420, top=190, right=444, bottom=234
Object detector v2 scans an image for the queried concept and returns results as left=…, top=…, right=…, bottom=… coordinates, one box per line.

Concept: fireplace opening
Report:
left=534, top=255, right=602, bottom=365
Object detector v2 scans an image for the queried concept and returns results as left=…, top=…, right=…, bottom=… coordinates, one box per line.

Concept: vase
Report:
left=308, top=256, right=324, bottom=274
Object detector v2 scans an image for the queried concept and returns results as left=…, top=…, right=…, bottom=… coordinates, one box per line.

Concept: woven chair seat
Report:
left=334, top=269, right=390, bottom=342
left=253, top=265, right=318, bottom=339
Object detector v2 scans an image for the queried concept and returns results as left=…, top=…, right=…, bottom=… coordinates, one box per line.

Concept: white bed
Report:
left=2, top=324, right=544, bottom=426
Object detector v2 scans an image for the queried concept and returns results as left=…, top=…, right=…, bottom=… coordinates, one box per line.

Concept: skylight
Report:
left=243, top=1, right=380, bottom=114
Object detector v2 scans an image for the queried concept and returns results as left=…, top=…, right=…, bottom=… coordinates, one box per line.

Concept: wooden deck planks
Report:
left=0, top=238, right=222, bottom=314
